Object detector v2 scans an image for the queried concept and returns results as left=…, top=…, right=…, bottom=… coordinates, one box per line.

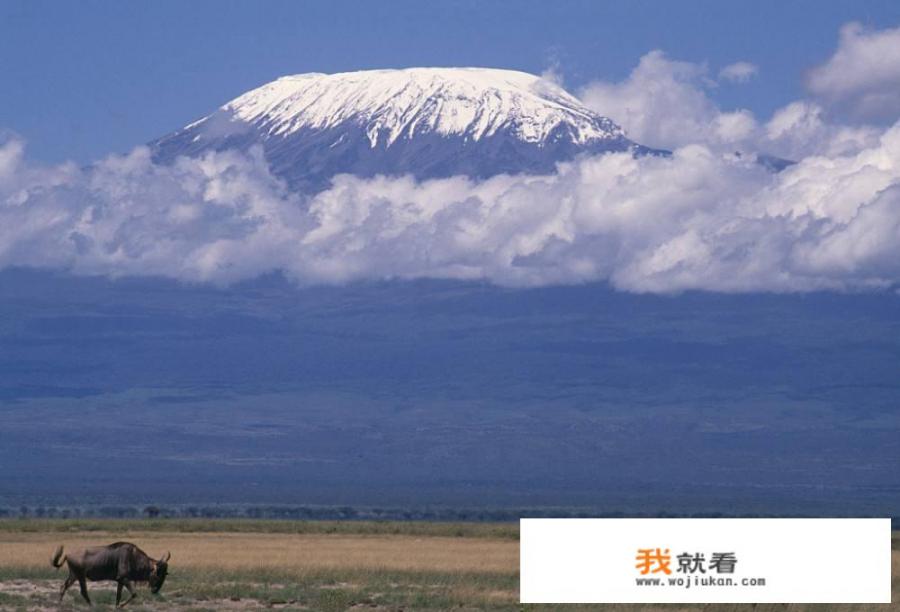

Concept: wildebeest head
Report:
left=149, top=551, right=170, bottom=593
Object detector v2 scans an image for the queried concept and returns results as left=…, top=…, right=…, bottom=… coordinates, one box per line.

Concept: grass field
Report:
left=0, top=520, right=895, bottom=611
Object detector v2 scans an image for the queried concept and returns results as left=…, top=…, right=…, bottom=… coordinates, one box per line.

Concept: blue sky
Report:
left=2, top=0, right=899, bottom=163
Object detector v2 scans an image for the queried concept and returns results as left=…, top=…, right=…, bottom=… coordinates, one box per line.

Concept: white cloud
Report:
left=719, top=62, right=758, bottom=83
left=579, top=48, right=884, bottom=160
left=712, top=109, right=757, bottom=143
left=807, top=22, right=900, bottom=121
left=763, top=100, right=882, bottom=159
left=578, top=51, right=752, bottom=151
left=3, top=124, right=900, bottom=293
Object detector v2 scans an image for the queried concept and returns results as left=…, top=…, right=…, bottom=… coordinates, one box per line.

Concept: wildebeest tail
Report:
left=51, top=545, right=66, bottom=569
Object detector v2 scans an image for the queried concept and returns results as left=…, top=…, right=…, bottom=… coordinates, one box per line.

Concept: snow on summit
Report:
left=224, top=68, right=624, bottom=146
left=152, top=67, right=650, bottom=191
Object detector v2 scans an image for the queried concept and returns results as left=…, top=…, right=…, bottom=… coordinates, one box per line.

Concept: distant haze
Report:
left=1, top=270, right=897, bottom=514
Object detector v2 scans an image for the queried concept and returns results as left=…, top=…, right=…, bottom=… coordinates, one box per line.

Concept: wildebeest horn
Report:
left=161, top=551, right=171, bottom=563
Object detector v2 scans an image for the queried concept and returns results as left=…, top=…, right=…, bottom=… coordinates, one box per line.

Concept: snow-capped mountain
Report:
left=151, top=67, right=653, bottom=191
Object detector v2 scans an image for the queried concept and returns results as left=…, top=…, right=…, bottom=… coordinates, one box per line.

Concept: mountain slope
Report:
left=151, top=67, right=652, bottom=191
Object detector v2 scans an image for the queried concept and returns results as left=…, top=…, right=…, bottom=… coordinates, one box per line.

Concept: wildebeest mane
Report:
left=114, top=542, right=154, bottom=581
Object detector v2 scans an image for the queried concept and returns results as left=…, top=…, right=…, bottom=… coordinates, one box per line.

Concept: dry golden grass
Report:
left=0, top=530, right=518, bottom=574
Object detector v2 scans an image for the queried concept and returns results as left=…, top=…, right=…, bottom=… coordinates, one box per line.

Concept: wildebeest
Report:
left=51, top=542, right=170, bottom=607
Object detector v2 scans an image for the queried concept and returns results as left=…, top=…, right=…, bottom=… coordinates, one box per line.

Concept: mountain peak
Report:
left=152, top=67, right=646, bottom=191
left=223, top=67, right=624, bottom=147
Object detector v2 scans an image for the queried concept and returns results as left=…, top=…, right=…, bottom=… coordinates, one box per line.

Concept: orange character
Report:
left=635, top=548, right=672, bottom=575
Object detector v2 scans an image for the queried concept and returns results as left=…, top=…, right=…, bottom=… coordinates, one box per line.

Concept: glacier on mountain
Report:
left=151, top=67, right=655, bottom=192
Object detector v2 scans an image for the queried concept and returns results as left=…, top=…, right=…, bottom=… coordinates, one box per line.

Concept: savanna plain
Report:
left=0, top=520, right=894, bottom=611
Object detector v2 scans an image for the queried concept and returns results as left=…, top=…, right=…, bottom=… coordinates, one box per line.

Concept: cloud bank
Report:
left=3, top=22, right=900, bottom=294
left=3, top=119, right=900, bottom=293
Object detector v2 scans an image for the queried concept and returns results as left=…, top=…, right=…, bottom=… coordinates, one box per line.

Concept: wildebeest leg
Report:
left=77, top=576, right=91, bottom=606
left=115, top=582, right=123, bottom=606
left=117, top=580, right=136, bottom=608
left=59, top=574, right=75, bottom=600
